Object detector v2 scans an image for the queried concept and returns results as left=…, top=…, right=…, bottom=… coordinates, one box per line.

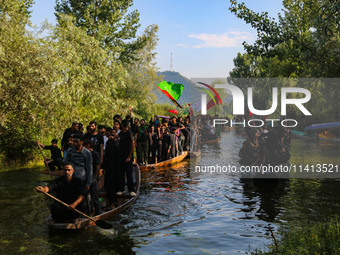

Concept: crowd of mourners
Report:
left=35, top=109, right=199, bottom=223
left=238, top=118, right=292, bottom=166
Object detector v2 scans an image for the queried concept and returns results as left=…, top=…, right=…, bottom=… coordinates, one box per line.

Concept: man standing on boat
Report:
left=35, top=162, right=86, bottom=222
left=83, top=139, right=102, bottom=215
left=135, top=119, right=149, bottom=165
left=84, top=121, right=104, bottom=165
left=37, top=139, right=63, bottom=170
left=64, top=134, right=93, bottom=193
left=119, top=119, right=136, bottom=196
left=61, top=121, right=79, bottom=159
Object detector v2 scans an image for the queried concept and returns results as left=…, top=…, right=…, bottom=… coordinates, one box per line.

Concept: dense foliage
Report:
left=0, top=0, right=160, bottom=165
left=228, top=0, right=340, bottom=126
left=254, top=219, right=340, bottom=255
left=229, top=0, right=340, bottom=78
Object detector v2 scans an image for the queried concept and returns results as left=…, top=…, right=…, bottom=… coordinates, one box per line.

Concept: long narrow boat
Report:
left=200, top=136, right=221, bottom=145
left=46, top=164, right=141, bottom=230
left=291, top=130, right=340, bottom=143
left=139, top=151, right=188, bottom=170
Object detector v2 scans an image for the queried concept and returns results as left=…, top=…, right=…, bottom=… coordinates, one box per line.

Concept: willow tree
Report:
left=41, top=14, right=135, bottom=138
left=228, top=0, right=340, bottom=123
left=0, top=0, right=57, bottom=163
left=55, top=0, right=147, bottom=64
left=229, top=0, right=340, bottom=78
left=125, top=24, right=162, bottom=119
left=54, top=0, right=161, bottom=120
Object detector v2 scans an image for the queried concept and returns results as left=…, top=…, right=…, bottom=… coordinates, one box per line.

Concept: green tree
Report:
left=55, top=0, right=147, bottom=64
left=0, top=0, right=56, bottom=163
left=229, top=0, right=340, bottom=78
left=40, top=14, right=134, bottom=137
left=228, top=0, right=340, bottom=124
left=126, top=25, right=162, bottom=119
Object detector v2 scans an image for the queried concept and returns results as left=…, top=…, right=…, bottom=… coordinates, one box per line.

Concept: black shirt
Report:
left=84, top=133, right=104, bottom=156
left=131, top=124, right=139, bottom=136
left=162, top=134, right=171, bottom=150
left=44, top=145, right=62, bottom=161
left=150, top=132, right=158, bottom=149
left=48, top=176, right=85, bottom=204
left=91, top=150, right=100, bottom=177
left=119, top=130, right=134, bottom=159
left=103, top=139, right=121, bottom=171
left=61, top=128, right=77, bottom=150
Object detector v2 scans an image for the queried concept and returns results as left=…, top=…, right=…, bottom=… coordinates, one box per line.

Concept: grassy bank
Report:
left=254, top=219, right=340, bottom=254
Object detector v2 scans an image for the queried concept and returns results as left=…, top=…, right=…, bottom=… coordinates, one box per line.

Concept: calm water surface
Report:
left=1, top=129, right=340, bottom=254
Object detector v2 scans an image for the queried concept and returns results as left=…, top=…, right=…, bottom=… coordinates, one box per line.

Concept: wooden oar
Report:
left=37, top=140, right=54, bottom=181
left=40, top=190, right=113, bottom=229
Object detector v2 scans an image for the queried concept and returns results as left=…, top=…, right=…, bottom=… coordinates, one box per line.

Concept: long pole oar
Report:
left=40, top=190, right=113, bottom=229
left=37, top=140, right=54, bottom=181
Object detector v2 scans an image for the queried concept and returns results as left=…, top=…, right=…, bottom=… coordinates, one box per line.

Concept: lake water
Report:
left=1, top=129, right=340, bottom=254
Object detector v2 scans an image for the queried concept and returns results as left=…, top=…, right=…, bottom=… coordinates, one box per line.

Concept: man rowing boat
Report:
left=35, top=162, right=86, bottom=223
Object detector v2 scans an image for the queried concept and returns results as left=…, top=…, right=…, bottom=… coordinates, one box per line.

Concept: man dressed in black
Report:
left=103, top=129, right=122, bottom=208
left=84, top=121, right=104, bottom=165
left=61, top=121, right=79, bottom=159
left=119, top=119, right=136, bottom=196
left=37, top=139, right=63, bottom=170
left=35, top=162, right=85, bottom=222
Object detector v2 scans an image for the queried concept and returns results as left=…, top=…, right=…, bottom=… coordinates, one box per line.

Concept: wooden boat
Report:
left=46, top=164, right=141, bottom=230
left=291, top=129, right=340, bottom=143
left=200, top=136, right=221, bottom=145
left=139, top=151, right=188, bottom=170
left=185, top=150, right=201, bottom=159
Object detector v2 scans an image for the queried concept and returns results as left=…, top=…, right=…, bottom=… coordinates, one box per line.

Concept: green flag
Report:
left=157, top=81, right=184, bottom=101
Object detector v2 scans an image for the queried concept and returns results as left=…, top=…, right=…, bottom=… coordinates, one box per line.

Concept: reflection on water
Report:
left=1, top=129, right=340, bottom=254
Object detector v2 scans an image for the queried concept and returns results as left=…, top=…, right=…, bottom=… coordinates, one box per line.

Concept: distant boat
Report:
left=291, top=122, right=340, bottom=142
left=305, top=122, right=340, bottom=131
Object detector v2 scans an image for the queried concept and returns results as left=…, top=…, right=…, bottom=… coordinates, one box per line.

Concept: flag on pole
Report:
left=157, top=81, right=184, bottom=108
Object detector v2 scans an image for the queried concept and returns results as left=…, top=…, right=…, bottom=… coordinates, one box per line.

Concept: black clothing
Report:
left=44, top=145, right=62, bottom=161
left=91, top=150, right=100, bottom=178
left=84, top=133, right=104, bottom=156
left=149, top=132, right=158, bottom=164
left=103, top=139, right=122, bottom=204
left=61, top=127, right=77, bottom=151
left=180, top=128, right=190, bottom=151
left=43, top=145, right=63, bottom=170
left=90, top=150, right=101, bottom=215
left=150, top=132, right=158, bottom=149
left=119, top=130, right=134, bottom=159
left=131, top=124, right=139, bottom=136
left=119, top=130, right=134, bottom=192
left=48, top=160, right=63, bottom=171
left=169, top=133, right=177, bottom=158
left=162, top=134, right=171, bottom=161
left=122, top=159, right=134, bottom=192
left=48, top=176, right=85, bottom=204
left=47, top=176, right=85, bottom=222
